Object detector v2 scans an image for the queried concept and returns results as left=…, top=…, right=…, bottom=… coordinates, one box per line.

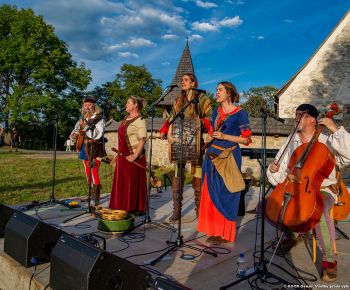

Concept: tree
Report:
left=0, top=5, right=91, bottom=144
left=241, top=86, right=278, bottom=117
left=91, top=64, right=163, bottom=121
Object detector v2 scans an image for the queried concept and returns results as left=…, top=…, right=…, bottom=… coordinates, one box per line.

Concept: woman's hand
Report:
left=126, top=154, right=138, bottom=162
left=212, top=131, right=226, bottom=140
left=167, top=133, right=178, bottom=144
left=318, top=118, right=338, bottom=133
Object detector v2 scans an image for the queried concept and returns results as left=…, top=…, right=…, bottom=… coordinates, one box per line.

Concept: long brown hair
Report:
left=218, top=81, right=240, bottom=103
left=175, top=73, right=199, bottom=111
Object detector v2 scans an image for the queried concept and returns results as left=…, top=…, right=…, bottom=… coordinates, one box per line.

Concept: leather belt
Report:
left=211, top=144, right=237, bottom=151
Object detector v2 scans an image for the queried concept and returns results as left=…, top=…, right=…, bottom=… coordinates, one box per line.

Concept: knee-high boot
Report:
left=192, top=177, right=202, bottom=217
left=169, top=176, right=185, bottom=222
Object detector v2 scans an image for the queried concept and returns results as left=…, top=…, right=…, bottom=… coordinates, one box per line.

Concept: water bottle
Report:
left=236, top=253, right=246, bottom=278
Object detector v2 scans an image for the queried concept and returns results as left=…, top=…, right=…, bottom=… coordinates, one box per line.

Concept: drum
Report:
left=169, top=117, right=201, bottom=162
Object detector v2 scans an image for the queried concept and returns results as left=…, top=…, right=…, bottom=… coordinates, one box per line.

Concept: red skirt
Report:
left=109, top=154, right=147, bottom=212
left=197, top=175, right=237, bottom=242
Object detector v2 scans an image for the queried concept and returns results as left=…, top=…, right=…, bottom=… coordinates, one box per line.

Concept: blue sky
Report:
left=1, top=0, right=349, bottom=95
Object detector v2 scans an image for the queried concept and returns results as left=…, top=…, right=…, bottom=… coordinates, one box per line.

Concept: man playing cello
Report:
left=267, top=103, right=350, bottom=282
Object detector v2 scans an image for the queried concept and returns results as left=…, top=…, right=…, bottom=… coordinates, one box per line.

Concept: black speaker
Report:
left=152, top=277, right=192, bottom=290
left=4, top=211, right=63, bottom=267
left=0, top=204, right=16, bottom=238
left=50, top=234, right=150, bottom=290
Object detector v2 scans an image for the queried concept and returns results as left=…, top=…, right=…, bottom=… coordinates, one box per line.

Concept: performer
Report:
left=109, top=96, right=147, bottom=213
left=197, top=81, right=252, bottom=243
left=267, top=103, right=350, bottom=282
left=159, top=73, right=212, bottom=221
left=70, top=96, right=106, bottom=205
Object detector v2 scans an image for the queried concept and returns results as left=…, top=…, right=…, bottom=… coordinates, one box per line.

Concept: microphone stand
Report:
left=19, top=118, right=70, bottom=211
left=219, top=108, right=292, bottom=289
left=132, top=85, right=177, bottom=232
left=149, top=92, right=217, bottom=266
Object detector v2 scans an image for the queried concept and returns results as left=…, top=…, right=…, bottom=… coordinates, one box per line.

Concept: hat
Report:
left=296, top=104, right=319, bottom=119
left=83, top=96, right=96, bottom=103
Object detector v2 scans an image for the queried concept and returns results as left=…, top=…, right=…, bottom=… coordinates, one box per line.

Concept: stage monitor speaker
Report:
left=4, top=211, right=63, bottom=267
left=0, top=204, right=16, bottom=238
left=152, top=277, right=192, bottom=290
left=50, top=234, right=150, bottom=290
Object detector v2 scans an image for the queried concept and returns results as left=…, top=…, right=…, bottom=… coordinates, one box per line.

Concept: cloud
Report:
left=105, top=38, right=156, bottom=51
left=192, top=21, right=218, bottom=32
left=118, top=52, right=139, bottom=59
left=284, top=19, right=293, bottom=23
left=257, top=35, right=265, bottom=40
left=195, top=1, right=218, bottom=9
left=162, top=34, right=180, bottom=40
left=33, top=0, right=187, bottom=61
left=161, top=61, right=171, bottom=66
left=192, top=16, right=243, bottom=32
left=189, top=34, right=203, bottom=41
left=226, top=0, right=245, bottom=4
left=219, top=16, right=243, bottom=27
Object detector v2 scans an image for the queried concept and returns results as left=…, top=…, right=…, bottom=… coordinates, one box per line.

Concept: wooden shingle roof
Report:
left=157, top=40, right=195, bottom=107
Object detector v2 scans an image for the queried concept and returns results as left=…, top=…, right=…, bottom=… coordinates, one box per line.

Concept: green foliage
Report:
left=90, top=64, right=163, bottom=121
left=241, top=86, right=278, bottom=117
left=0, top=4, right=91, bottom=146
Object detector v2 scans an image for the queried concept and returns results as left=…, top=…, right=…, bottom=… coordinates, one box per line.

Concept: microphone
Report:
left=168, top=84, right=178, bottom=89
left=260, top=107, right=285, bottom=123
left=191, top=88, right=206, bottom=94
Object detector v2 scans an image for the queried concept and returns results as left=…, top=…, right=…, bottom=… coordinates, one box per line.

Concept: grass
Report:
left=0, top=147, right=192, bottom=205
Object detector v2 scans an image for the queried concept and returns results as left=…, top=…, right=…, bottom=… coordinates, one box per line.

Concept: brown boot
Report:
left=93, top=184, right=101, bottom=206
left=169, top=177, right=184, bottom=222
left=192, top=177, right=202, bottom=217
left=322, top=261, right=337, bottom=282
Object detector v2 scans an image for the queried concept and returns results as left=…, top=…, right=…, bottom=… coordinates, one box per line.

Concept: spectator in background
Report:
left=64, top=139, right=73, bottom=151
left=10, top=127, right=20, bottom=152
left=0, top=127, right=3, bottom=146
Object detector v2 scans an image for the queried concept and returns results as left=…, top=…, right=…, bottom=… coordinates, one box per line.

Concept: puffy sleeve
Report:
left=137, top=118, right=147, bottom=141
left=327, top=126, right=350, bottom=167
left=238, top=110, right=252, bottom=146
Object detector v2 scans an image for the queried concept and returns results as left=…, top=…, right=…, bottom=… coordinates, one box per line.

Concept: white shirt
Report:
left=71, top=113, right=105, bottom=141
left=267, top=126, right=350, bottom=199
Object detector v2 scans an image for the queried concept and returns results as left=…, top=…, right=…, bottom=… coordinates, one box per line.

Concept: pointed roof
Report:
left=158, top=40, right=195, bottom=106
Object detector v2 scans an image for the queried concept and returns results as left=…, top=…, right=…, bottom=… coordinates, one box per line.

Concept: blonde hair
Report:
left=129, top=95, right=146, bottom=111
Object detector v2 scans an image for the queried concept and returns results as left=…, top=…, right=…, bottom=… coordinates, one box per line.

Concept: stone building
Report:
left=276, top=9, right=350, bottom=120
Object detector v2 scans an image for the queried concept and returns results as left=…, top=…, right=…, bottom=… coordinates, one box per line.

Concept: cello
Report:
left=265, top=103, right=340, bottom=232
left=332, top=167, right=350, bottom=221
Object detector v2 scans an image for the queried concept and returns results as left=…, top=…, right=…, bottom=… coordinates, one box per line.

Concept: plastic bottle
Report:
left=236, top=253, right=246, bottom=278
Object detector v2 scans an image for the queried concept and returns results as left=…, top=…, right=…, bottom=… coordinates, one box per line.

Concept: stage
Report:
left=1, top=184, right=350, bottom=289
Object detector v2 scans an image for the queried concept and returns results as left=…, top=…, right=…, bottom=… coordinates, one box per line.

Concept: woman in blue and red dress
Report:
left=109, top=96, right=147, bottom=213
left=198, top=81, right=252, bottom=243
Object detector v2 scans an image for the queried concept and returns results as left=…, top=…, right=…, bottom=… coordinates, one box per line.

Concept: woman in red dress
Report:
left=109, top=96, right=147, bottom=213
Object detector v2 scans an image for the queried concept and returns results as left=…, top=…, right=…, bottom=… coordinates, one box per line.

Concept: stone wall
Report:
left=104, top=131, right=289, bottom=178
